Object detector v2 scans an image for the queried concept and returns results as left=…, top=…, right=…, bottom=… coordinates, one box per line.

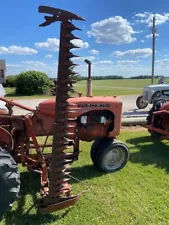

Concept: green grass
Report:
left=77, top=78, right=169, bottom=88
left=75, top=85, right=141, bottom=96
left=4, top=78, right=167, bottom=99
left=2, top=129, right=169, bottom=225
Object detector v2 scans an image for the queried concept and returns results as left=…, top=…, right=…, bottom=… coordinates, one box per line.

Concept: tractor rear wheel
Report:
left=90, top=139, right=129, bottom=173
left=0, top=148, right=20, bottom=221
left=136, top=96, right=148, bottom=109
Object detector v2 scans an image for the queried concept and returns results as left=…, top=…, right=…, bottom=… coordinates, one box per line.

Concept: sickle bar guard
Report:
left=37, top=5, right=86, bottom=213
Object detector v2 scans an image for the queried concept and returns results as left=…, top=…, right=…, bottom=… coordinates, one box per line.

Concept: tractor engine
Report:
left=35, top=96, right=122, bottom=142
left=77, top=110, right=114, bottom=142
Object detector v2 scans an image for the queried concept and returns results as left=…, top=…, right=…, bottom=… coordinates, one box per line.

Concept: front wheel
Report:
left=136, top=96, right=148, bottom=109
left=91, top=139, right=129, bottom=173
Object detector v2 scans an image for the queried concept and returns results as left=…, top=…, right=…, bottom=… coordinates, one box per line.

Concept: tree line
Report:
left=3, top=71, right=163, bottom=96
left=79, top=75, right=162, bottom=80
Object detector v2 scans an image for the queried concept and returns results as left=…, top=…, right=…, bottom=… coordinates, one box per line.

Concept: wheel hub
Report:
left=104, top=148, right=125, bottom=170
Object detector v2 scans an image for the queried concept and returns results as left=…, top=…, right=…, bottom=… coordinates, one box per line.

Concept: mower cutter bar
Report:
left=38, top=194, right=81, bottom=214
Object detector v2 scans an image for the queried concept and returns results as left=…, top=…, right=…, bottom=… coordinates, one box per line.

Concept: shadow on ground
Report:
left=70, top=164, right=106, bottom=184
left=3, top=172, right=72, bottom=225
left=3, top=163, right=105, bottom=225
left=126, top=135, right=169, bottom=173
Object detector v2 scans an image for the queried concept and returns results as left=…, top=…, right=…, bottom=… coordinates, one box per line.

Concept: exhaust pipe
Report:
left=84, top=59, right=92, bottom=97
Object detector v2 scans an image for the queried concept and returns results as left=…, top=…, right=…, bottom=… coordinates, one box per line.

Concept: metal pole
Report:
left=151, top=16, right=156, bottom=84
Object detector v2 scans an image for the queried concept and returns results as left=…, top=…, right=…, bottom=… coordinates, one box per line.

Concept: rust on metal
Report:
left=38, top=6, right=86, bottom=27
left=38, top=5, right=86, bottom=213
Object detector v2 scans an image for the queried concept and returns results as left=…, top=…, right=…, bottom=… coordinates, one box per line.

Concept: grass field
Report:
left=2, top=129, right=169, bottom=225
left=77, top=78, right=160, bottom=88
left=4, top=78, right=167, bottom=99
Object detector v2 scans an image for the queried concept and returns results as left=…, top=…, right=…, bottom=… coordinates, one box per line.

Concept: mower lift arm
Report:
left=0, top=97, right=34, bottom=112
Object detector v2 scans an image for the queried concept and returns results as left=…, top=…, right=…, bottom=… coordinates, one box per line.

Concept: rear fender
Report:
left=0, top=127, right=14, bottom=149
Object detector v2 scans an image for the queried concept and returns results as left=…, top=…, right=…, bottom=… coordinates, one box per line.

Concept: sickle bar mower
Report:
left=37, top=6, right=86, bottom=213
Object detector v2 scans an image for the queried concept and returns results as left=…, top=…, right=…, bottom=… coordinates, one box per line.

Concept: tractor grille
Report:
left=143, top=91, right=149, bottom=101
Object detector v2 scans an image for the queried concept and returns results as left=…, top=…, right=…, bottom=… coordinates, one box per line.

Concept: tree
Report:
left=15, top=70, right=52, bottom=95
left=3, top=75, right=18, bottom=87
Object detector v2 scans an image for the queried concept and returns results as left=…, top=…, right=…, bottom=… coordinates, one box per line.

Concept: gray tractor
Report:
left=136, top=77, right=169, bottom=109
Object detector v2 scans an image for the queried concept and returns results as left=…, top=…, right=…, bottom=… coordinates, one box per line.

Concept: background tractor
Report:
left=136, top=77, right=169, bottom=110
left=0, top=5, right=129, bottom=221
left=146, top=98, right=169, bottom=138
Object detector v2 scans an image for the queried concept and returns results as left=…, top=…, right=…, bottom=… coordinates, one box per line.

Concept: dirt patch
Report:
left=121, top=125, right=147, bottom=132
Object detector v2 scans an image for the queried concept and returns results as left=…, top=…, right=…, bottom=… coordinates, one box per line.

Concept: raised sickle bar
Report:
left=38, top=5, right=85, bottom=213
left=38, top=5, right=86, bottom=26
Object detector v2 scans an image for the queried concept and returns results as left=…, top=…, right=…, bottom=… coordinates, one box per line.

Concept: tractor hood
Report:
left=144, top=84, right=169, bottom=92
left=38, top=96, right=122, bottom=117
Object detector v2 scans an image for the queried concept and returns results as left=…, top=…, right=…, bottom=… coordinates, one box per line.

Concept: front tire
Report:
left=0, top=148, right=20, bottom=221
left=136, top=95, right=148, bottom=109
left=91, top=139, right=129, bottom=173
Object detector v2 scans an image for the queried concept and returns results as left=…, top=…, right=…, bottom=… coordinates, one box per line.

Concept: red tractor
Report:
left=146, top=99, right=169, bottom=138
left=0, top=6, right=129, bottom=220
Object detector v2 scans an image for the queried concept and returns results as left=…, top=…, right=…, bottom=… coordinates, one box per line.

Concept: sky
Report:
left=1, top=0, right=169, bottom=78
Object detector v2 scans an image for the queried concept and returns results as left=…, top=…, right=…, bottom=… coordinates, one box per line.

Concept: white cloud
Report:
left=94, top=61, right=113, bottom=64
left=117, top=60, right=139, bottom=64
left=6, top=61, right=57, bottom=76
left=35, top=38, right=89, bottom=51
left=35, top=38, right=60, bottom=51
left=135, top=13, right=149, bottom=18
left=135, top=12, right=169, bottom=27
left=76, top=60, right=153, bottom=77
left=45, top=54, right=52, bottom=59
left=141, top=40, right=145, bottom=43
left=156, top=59, right=169, bottom=63
left=7, top=64, right=22, bottom=68
left=74, top=56, right=95, bottom=62
left=146, top=33, right=159, bottom=38
left=21, top=60, right=47, bottom=67
left=113, top=48, right=152, bottom=58
left=71, top=39, right=89, bottom=49
left=0, top=46, right=37, bottom=55
left=155, top=59, right=169, bottom=75
left=89, top=49, right=99, bottom=55
left=87, top=16, right=136, bottom=44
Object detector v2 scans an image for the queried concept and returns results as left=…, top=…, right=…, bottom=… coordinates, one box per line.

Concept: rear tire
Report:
left=0, top=148, right=20, bottom=221
left=136, top=96, right=148, bottom=109
left=91, top=139, right=129, bottom=173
